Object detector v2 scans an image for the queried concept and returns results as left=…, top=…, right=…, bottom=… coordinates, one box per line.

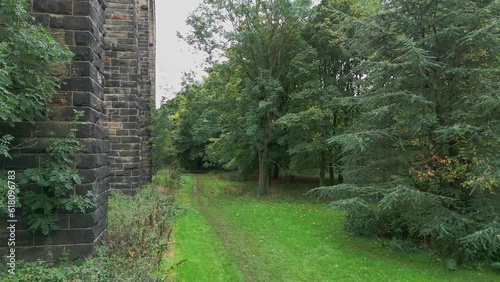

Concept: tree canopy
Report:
left=155, top=0, right=500, bottom=266
left=321, top=0, right=500, bottom=265
left=181, top=0, right=316, bottom=193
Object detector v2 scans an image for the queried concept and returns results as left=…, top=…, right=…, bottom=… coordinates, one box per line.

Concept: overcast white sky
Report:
left=155, top=0, right=205, bottom=107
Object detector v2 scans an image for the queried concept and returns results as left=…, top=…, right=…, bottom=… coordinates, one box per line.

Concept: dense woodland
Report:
left=1, top=0, right=499, bottom=278
left=154, top=0, right=500, bottom=267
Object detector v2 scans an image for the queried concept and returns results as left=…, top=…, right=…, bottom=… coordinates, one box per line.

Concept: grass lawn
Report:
left=166, top=172, right=499, bottom=282
left=165, top=175, right=244, bottom=281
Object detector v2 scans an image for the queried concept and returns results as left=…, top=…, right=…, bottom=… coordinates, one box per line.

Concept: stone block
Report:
left=75, top=178, right=108, bottom=196
left=74, top=31, right=92, bottom=46
left=73, top=1, right=91, bottom=16
left=34, top=229, right=95, bottom=245
left=95, top=190, right=109, bottom=207
left=111, top=143, right=140, bottom=151
left=50, top=15, right=90, bottom=30
left=111, top=101, right=128, bottom=108
left=78, top=166, right=109, bottom=183
left=70, top=205, right=107, bottom=229
left=108, top=115, right=128, bottom=122
left=76, top=123, right=108, bottom=140
left=64, top=30, right=75, bottom=45
left=128, top=115, right=139, bottom=123
left=105, top=80, right=121, bottom=87
left=33, top=0, right=72, bottom=15
left=123, top=163, right=140, bottom=170
left=120, top=136, right=141, bottom=143
left=69, top=46, right=93, bottom=61
left=73, top=92, right=103, bottom=110
left=122, top=122, right=140, bottom=130
left=14, top=246, right=65, bottom=261
left=64, top=244, right=94, bottom=259
left=120, top=150, right=140, bottom=157
left=92, top=214, right=108, bottom=237
left=80, top=139, right=110, bottom=154
left=4, top=155, right=39, bottom=170
left=0, top=230, right=34, bottom=247
left=32, top=14, right=50, bottom=26
left=120, top=109, right=139, bottom=116
left=76, top=154, right=108, bottom=169
left=71, top=61, right=92, bottom=77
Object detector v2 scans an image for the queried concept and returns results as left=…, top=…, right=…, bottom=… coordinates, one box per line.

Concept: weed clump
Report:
left=0, top=169, right=180, bottom=281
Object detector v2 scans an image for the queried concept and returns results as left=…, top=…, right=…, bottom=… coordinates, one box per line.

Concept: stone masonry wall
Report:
left=104, top=0, right=154, bottom=194
left=0, top=0, right=110, bottom=259
left=0, top=0, right=155, bottom=259
left=138, top=0, right=154, bottom=184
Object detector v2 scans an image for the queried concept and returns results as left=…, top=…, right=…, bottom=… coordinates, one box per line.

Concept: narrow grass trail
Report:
left=167, top=173, right=498, bottom=282
left=165, top=175, right=244, bottom=281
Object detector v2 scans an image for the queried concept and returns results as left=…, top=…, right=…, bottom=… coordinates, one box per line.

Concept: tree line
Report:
left=153, top=0, right=499, bottom=267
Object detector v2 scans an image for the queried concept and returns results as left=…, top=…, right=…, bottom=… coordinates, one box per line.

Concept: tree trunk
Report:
left=258, top=145, right=270, bottom=194
left=319, top=152, right=326, bottom=186
left=272, top=163, right=279, bottom=179
left=328, top=161, right=334, bottom=185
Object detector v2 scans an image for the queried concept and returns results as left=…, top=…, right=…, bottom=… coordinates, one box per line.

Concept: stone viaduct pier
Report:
left=0, top=0, right=156, bottom=258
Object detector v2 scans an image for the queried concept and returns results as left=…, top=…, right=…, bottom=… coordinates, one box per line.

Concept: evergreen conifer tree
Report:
left=319, top=0, right=500, bottom=264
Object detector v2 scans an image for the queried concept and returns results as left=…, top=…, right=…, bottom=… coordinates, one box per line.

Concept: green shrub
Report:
left=0, top=0, right=85, bottom=235
left=0, top=170, right=180, bottom=281
left=0, top=126, right=94, bottom=235
left=0, top=0, right=72, bottom=156
left=316, top=184, right=500, bottom=267
left=152, top=168, right=180, bottom=187
left=19, top=127, right=94, bottom=234
left=0, top=249, right=110, bottom=282
left=105, top=170, right=180, bottom=281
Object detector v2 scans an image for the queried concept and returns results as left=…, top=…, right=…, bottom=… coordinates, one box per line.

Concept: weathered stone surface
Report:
left=76, top=154, right=109, bottom=169
left=0, top=0, right=155, bottom=261
left=70, top=205, right=107, bottom=228
left=33, top=0, right=72, bottom=15
left=32, top=14, right=50, bottom=26
left=73, top=1, right=91, bottom=15
left=34, top=229, right=95, bottom=245
left=3, top=155, right=39, bottom=170
left=0, top=0, right=116, bottom=260
left=104, top=0, right=153, bottom=192
left=50, top=15, right=91, bottom=30
left=0, top=230, right=34, bottom=247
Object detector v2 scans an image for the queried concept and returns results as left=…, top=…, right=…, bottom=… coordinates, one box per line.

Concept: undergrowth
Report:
left=105, top=169, right=180, bottom=281
left=0, top=169, right=180, bottom=281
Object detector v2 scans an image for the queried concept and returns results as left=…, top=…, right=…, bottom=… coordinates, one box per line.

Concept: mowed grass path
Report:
left=166, top=175, right=244, bottom=281
left=167, top=173, right=498, bottom=282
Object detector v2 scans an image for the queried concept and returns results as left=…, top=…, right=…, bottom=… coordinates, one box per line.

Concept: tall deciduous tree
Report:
left=276, top=0, right=365, bottom=186
left=184, top=0, right=313, bottom=193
